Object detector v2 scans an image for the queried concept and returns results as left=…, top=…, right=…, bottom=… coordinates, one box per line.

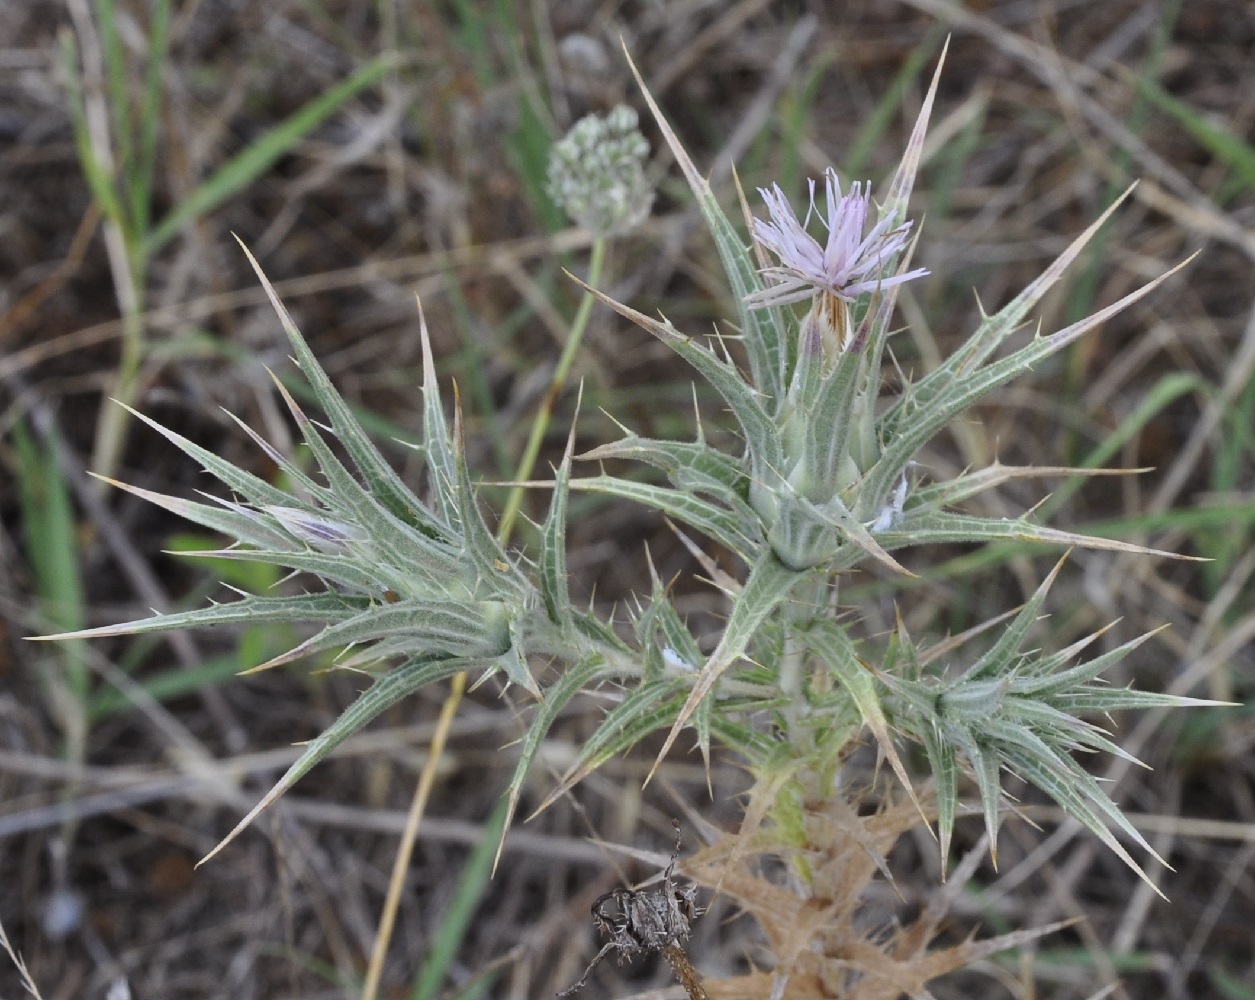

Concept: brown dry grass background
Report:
left=2, top=1, right=1254, bottom=998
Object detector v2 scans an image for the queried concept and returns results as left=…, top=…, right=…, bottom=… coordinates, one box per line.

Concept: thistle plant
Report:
left=39, top=47, right=1217, bottom=990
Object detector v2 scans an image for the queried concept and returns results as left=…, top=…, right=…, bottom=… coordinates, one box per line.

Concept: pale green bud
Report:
left=547, top=105, right=653, bottom=237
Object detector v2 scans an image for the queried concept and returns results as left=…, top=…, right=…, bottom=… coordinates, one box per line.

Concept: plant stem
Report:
left=496, top=237, right=606, bottom=542
left=361, top=670, right=466, bottom=1000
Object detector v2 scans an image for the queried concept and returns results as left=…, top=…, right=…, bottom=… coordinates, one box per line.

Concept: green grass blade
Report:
left=842, top=25, right=947, bottom=178
left=410, top=795, right=511, bottom=1000
left=144, top=56, right=393, bottom=257
left=198, top=654, right=474, bottom=866
left=1127, top=72, right=1255, bottom=194
left=15, top=422, right=86, bottom=640
left=86, top=649, right=272, bottom=720
left=133, top=0, right=172, bottom=236
left=92, top=0, right=133, bottom=181
left=1036, top=372, right=1204, bottom=521
left=60, top=31, right=125, bottom=226
left=15, top=421, right=91, bottom=725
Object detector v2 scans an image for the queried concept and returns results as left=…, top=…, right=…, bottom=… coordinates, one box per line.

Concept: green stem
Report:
left=496, top=236, right=606, bottom=544
left=90, top=238, right=147, bottom=484
left=779, top=576, right=826, bottom=752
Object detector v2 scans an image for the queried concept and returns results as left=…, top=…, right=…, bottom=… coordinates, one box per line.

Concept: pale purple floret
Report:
left=745, top=168, right=928, bottom=310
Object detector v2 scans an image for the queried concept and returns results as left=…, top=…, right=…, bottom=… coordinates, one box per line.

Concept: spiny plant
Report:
left=39, top=44, right=1217, bottom=989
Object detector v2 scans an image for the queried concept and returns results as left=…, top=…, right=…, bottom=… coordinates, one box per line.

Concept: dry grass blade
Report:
left=0, top=914, right=46, bottom=1000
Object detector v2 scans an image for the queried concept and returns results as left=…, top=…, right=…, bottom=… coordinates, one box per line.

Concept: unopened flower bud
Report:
left=548, top=105, right=654, bottom=237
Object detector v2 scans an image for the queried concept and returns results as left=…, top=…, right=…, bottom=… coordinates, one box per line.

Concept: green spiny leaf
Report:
left=419, top=298, right=461, bottom=526
left=800, top=345, right=864, bottom=499
left=197, top=654, right=472, bottom=867
left=1048, top=688, right=1224, bottom=714
left=880, top=510, right=1185, bottom=560
left=116, top=403, right=296, bottom=510
left=920, top=188, right=1135, bottom=396
left=499, top=654, right=610, bottom=865
left=999, top=738, right=1163, bottom=891
left=253, top=598, right=511, bottom=672
left=92, top=476, right=294, bottom=551
left=965, top=734, right=1005, bottom=867
left=268, top=376, right=468, bottom=590
left=539, top=426, right=575, bottom=629
left=959, top=555, right=1067, bottom=683
left=571, top=278, right=785, bottom=484
left=909, top=462, right=1141, bottom=511
left=624, top=47, right=788, bottom=406
left=451, top=403, right=527, bottom=596
left=809, top=619, right=927, bottom=824
left=869, top=254, right=1192, bottom=507
left=530, top=678, right=688, bottom=818
left=649, top=550, right=803, bottom=783
left=571, top=475, right=759, bottom=559
left=918, top=719, right=957, bottom=869
left=220, top=404, right=338, bottom=512
left=494, top=612, right=540, bottom=698
left=1013, top=629, right=1163, bottom=698
left=184, top=546, right=408, bottom=596
left=580, top=435, right=749, bottom=502
left=34, top=592, right=369, bottom=644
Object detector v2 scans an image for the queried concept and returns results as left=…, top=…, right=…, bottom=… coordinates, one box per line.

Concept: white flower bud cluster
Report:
left=547, top=105, right=653, bottom=237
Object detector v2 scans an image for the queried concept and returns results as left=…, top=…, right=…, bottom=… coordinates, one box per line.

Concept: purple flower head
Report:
left=745, top=168, right=928, bottom=312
